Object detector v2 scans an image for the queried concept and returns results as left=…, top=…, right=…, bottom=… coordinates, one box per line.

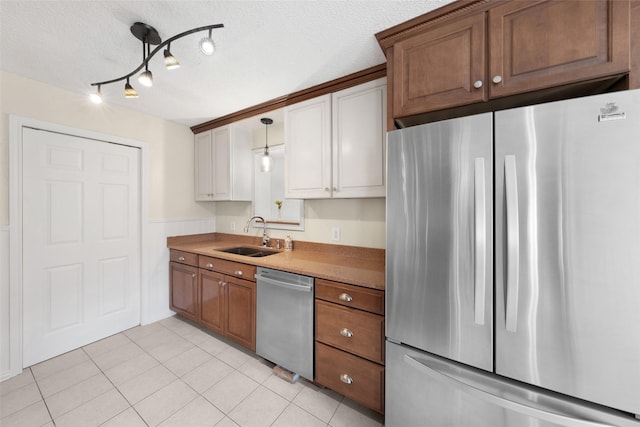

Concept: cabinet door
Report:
left=392, top=12, right=486, bottom=117
left=200, top=269, right=224, bottom=335
left=284, top=94, right=332, bottom=199
left=224, top=276, right=256, bottom=351
left=194, top=131, right=214, bottom=201
left=169, top=262, right=198, bottom=322
left=211, top=126, right=231, bottom=201
left=332, top=78, right=386, bottom=198
left=488, top=0, right=630, bottom=98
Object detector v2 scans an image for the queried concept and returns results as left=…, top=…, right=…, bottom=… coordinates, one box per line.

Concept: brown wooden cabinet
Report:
left=169, top=250, right=199, bottom=322
left=198, top=255, right=256, bottom=351
left=379, top=0, right=630, bottom=122
left=315, top=278, right=385, bottom=413
left=169, top=249, right=256, bottom=351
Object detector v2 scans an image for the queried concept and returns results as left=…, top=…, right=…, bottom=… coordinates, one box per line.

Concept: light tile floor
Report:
left=0, top=315, right=384, bottom=427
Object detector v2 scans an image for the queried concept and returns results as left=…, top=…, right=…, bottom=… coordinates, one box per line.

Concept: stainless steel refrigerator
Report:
left=386, top=90, right=640, bottom=426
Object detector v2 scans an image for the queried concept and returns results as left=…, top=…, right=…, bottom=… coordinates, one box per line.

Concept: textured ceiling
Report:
left=1, top=0, right=452, bottom=127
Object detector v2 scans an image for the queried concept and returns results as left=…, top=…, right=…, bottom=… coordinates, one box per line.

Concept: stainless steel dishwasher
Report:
left=255, top=267, right=314, bottom=380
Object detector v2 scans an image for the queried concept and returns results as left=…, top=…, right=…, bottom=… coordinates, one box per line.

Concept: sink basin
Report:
left=216, top=246, right=279, bottom=257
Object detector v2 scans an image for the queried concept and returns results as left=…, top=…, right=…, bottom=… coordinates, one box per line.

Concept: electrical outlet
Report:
left=230, top=222, right=236, bottom=232
left=331, top=227, right=341, bottom=241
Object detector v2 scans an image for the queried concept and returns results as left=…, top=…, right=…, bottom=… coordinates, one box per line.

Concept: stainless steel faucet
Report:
left=244, top=216, right=270, bottom=247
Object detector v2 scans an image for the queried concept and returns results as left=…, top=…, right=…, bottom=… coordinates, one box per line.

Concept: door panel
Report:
left=494, top=90, right=640, bottom=415
left=386, top=113, right=493, bottom=371
left=22, top=128, right=141, bottom=367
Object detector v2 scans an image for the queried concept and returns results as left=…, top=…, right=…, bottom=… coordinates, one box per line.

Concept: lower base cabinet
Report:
left=315, top=278, right=385, bottom=413
left=316, top=342, right=385, bottom=413
left=170, top=249, right=256, bottom=351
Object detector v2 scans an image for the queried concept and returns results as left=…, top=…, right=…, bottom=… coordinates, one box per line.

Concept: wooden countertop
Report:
left=167, top=233, right=385, bottom=291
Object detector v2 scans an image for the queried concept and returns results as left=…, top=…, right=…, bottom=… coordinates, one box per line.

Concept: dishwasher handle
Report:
left=256, top=274, right=313, bottom=292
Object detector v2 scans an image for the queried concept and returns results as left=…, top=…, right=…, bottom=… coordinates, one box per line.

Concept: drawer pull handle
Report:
left=338, top=293, right=353, bottom=302
left=206, top=263, right=214, bottom=268
left=235, top=270, right=243, bottom=276
left=178, top=256, right=185, bottom=261
left=340, top=328, right=353, bottom=338
left=339, top=374, right=353, bottom=385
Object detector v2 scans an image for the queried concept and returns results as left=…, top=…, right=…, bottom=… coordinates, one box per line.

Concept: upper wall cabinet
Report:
left=382, top=0, right=630, bottom=120
left=285, top=78, right=387, bottom=199
left=195, top=125, right=252, bottom=201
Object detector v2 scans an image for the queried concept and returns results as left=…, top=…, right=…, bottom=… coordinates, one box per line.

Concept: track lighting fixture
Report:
left=124, top=78, right=138, bottom=98
left=199, top=29, right=215, bottom=56
left=90, top=85, right=103, bottom=104
left=163, top=44, right=180, bottom=70
left=90, top=22, right=223, bottom=102
left=260, top=118, right=273, bottom=173
left=138, top=67, right=153, bottom=87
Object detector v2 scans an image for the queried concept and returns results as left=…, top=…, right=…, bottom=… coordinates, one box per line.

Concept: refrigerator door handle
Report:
left=504, top=155, right=520, bottom=332
left=404, top=355, right=617, bottom=427
left=474, top=158, right=487, bottom=325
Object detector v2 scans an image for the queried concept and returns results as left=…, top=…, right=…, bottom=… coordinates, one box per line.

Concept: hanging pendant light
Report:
left=260, top=118, right=273, bottom=173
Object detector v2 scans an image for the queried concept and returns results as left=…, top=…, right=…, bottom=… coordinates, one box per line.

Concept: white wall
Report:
left=215, top=198, right=386, bottom=249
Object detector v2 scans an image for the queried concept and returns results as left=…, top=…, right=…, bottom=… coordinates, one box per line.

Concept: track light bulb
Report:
left=199, top=30, right=215, bottom=55
left=124, top=79, right=139, bottom=98
left=164, top=48, right=180, bottom=70
left=138, top=69, right=153, bottom=87
left=90, top=86, right=103, bottom=104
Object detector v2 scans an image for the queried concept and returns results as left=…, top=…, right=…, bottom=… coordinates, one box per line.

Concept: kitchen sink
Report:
left=216, top=246, right=279, bottom=257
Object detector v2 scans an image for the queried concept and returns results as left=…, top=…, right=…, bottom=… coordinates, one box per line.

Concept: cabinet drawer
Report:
left=170, top=249, right=198, bottom=267
left=316, top=300, right=384, bottom=364
left=316, top=279, right=384, bottom=314
left=199, top=256, right=256, bottom=280
left=316, top=342, right=384, bottom=413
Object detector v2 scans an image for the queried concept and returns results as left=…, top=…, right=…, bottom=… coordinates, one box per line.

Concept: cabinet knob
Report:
left=473, top=80, right=483, bottom=89
left=492, top=75, right=503, bottom=84
left=324, top=187, right=330, bottom=192
left=332, top=187, right=338, bottom=192
left=192, top=273, right=196, bottom=278
left=235, top=270, right=243, bottom=276
left=338, top=293, right=353, bottom=302
left=221, top=281, right=227, bottom=287
left=206, top=263, right=214, bottom=269
left=340, top=328, right=354, bottom=338
left=178, top=256, right=185, bottom=261
left=339, top=374, right=353, bottom=385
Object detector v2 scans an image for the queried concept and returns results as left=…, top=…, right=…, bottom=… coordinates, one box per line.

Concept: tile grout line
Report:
left=81, top=344, right=150, bottom=427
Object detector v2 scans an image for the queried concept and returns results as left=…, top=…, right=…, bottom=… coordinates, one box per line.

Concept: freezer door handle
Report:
left=404, top=355, right=616, bottom=427
left=504, top=155, right=520, bottom=332
left=474, top=158, right=487, bottom=325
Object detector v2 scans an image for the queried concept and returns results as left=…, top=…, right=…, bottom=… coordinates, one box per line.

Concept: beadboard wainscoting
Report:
left=1, top=226, right=10, bottom=380
left=145, top=218, right=215, bottom=324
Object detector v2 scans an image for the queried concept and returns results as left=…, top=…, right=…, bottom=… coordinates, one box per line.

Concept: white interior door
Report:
left=22, top=127, right=141, bottom=367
